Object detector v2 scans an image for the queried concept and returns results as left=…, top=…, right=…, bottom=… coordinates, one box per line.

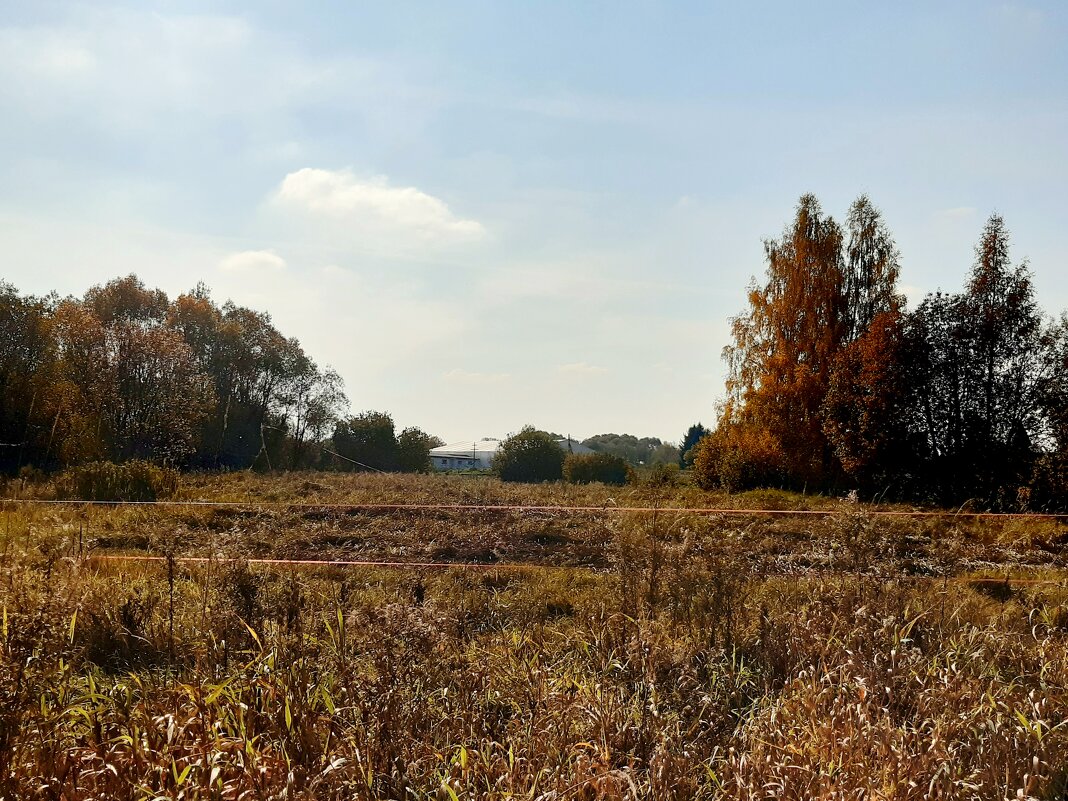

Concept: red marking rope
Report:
left=4, top=498, right=1067, bottom=519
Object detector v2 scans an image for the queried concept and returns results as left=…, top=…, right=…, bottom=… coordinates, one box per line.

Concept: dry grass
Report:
left=5, top=471, right=1065, bottom=575
left=1, top=472, right=1067, bottom=799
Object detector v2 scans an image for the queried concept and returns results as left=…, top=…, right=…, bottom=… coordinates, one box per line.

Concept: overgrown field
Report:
left=1, top=472, right=1067, bottom=799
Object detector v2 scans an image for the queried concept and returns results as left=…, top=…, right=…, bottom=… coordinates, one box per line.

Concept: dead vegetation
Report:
left=1, top=472, right=1067, bottom=799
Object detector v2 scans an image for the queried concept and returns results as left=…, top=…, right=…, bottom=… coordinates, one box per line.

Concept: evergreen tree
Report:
left=907, top=215, right=1045, bottom=504
left=679, top=423, right=708, bottom=467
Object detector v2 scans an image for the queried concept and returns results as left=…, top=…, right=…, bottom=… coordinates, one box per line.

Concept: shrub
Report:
left=644, top=461, right=681, bottom=488
left=494, top=427, right=565, bottom=483
left=1029, top=452, right=1068, bottom=513
left=18, top=465, right=47, bottom=484
left=55, top=460, right=178, bottom=502
left=563, top=452, right=633, bottom=485
left=693, top=425, right=785, bottom=492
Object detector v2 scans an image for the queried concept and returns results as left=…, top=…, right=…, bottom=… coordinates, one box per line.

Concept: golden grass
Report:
left=0, top=472, right=1066, bottom=799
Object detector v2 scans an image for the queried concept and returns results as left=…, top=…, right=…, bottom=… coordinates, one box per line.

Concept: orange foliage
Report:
left=716, top=195, right=902, bottom=490
left=822, top=309, right=913, bottom=488
left=692, top=423, right=785, bottom=491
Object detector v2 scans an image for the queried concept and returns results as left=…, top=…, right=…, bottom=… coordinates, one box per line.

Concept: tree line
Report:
left=9, top=199, right=1066, bottom=512
left=0, top=275, right=442, bottom=475
left=694, top=194, right=1068, bottom=510
left=0, top=272, right=691, bottom=481
left=581, top=433, right=679, bottom=466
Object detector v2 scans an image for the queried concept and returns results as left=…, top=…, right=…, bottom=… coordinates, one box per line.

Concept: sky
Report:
left=0, top=1, right=1066, bottom=444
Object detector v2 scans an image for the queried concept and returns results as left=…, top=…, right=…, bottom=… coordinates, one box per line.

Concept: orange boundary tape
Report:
left=5, top=498, right=1067, bottom=519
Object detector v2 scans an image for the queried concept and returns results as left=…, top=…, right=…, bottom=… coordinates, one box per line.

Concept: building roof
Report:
left=558, top=438, right=595, bottom=455
left=430, top=439, right=502, bottom=460
left=430, top=436, right=594, bottom=459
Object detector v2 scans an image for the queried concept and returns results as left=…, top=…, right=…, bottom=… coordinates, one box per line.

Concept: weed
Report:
left=0, top=472, right=1065, bottom=799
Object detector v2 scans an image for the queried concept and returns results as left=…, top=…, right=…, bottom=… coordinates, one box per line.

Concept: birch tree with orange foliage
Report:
left=700, top=194, right=903, bottom=491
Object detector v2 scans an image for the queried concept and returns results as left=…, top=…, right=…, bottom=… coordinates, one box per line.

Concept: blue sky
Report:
left=1, top=1, right=1065, bottom=443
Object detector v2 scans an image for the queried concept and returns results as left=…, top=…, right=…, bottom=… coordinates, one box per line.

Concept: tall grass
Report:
left=0, top=473, right=1066, bottom=799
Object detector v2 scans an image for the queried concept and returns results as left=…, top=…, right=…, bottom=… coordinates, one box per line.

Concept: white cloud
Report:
left=274, top=168, right=485, bottom=243
left=218, top=250, right=286, bottom=273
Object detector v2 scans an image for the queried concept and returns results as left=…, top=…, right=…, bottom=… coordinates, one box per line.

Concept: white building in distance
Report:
left=430, top=436, right=594, bottom=471
left=430, top=439, right=502, bottom=471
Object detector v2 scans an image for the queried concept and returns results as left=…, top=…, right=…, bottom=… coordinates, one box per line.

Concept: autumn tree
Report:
left=842, top=195, right=904, bottom=341
left=0, top=275, right=356, bottom=474
left=105, top=324, right=213, bottom=461
left=84, top=274, right=168, bottom=325
left=276, top=341, right=346, bottom=469
left=169, top=285, right=343, bottom=470
left=216, top=303, right=293, bottom=469
left=720, top=194, right=846, bottom=486
left=819, top=199, right=908, bottom=494
left=0, top=284, right=58, bottom=471
left=0, top=275, right=350, bottom=474
left=1032, top=315, right=1068, bottom=509
left=715, top=194, right=904, bottom=490
left=965, top=216, right=1044, bottom=461
left=49, top=279, right=215, bottom=465
left=822, top=309, right=919, bottom=494
left=691, top=421, right=785, bottom=491
left=50, top=299, right=114, bottom=463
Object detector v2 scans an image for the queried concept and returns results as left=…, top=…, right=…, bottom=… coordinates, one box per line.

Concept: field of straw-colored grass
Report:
left=0, top=471, right=1066, bottom=799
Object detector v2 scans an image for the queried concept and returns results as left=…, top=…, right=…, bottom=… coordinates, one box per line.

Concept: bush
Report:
left=56, top=460, right=179, bottom=502
left=18, top=465, right=47, bottom=484
left=644, top=462, right=681, bottom=488
left=692, top=425, right=785, bottom=492
left=1028, top=452, right=1068, bottom=513
left=494, top=427, right=565, bottom=483
left=563, top=452, right=633, bottom=485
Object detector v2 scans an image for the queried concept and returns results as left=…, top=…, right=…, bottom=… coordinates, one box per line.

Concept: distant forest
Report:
left=581, top=433, right=679, bottom=466
left=694, top=194, right=1068, bottom=510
